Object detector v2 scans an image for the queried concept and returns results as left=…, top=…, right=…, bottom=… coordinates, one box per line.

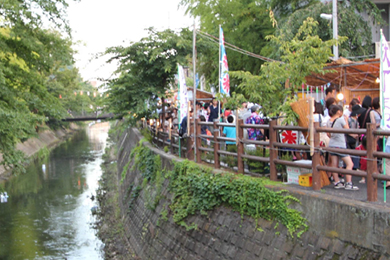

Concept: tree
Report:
left=0, top=0, right=77, bottom=171
left=179, top=0, right=318, bottom=89
left=228, top=18, right=346, bottom=123
left=274, top=1, right=385, bottom=59
left=104, top=28, right=193, bottom=120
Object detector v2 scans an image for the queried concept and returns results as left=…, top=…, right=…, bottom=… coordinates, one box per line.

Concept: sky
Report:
left=67, top=0, right=194, bottom=86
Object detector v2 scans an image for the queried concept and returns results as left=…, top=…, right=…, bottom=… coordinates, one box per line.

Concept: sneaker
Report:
left=334, top=182, right=345, bottom=189
left=345, top=182, right=359, bottom=191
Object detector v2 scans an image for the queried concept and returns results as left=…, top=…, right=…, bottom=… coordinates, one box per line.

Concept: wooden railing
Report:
left=148, top=119, right=390, bottom=202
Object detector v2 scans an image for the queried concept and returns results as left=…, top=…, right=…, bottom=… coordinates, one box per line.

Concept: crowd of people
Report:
left=316, top=86, right=388, bottom=190
left=153, top=90, right=389, bottom=191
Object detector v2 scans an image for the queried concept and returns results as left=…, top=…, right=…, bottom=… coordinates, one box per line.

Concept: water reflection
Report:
left=0, top=122, right=109, bottom=259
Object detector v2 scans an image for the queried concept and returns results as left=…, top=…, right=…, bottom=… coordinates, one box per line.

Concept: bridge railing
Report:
left=146, top=119, right=390, bottom=202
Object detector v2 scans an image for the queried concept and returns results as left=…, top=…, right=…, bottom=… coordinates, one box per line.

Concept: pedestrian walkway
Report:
left=288, top=175, right=390, bottom=206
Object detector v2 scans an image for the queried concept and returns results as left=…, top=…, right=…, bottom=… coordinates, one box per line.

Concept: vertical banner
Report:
left=380, top=30, right=390, bottom=202
left=178, top=64, right=188, bottom=124
left=381, top=31, right=390, bottom=130
left=219, top=27, right=230, bottom=96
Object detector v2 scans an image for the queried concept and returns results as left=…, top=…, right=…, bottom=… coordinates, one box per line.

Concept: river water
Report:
left=0, top=122, right=109, bottom=260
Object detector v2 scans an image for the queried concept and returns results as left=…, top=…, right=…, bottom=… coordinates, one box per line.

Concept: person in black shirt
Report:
left=208, top=98, right=222, bottom=123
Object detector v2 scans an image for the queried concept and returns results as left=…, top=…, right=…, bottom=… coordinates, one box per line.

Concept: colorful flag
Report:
left=219, top=27, right=230, bottom=96
left=380, top=31, right=390, bottom=130
left=178, top=64, right=188, bottom=124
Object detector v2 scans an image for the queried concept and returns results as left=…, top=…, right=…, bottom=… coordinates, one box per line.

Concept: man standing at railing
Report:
left=245, top=105, right=264, bottom=140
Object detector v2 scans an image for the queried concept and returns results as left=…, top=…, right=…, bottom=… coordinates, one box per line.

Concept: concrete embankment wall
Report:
left=118, top=127, right=390, bottom=260
left=0, top=123, right=80, bottom=179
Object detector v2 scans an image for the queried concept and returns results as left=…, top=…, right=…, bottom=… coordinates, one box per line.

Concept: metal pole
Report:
left=193, top=20, right=197, bottom=162
left=218, top=25, right=221, bottom=121
left=333, top=0, right=338, bottom=60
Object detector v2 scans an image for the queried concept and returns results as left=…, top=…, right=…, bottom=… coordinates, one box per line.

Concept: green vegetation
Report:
left=0, top=0, right=102, bottom=171
left=130, top=140, right=308, bottom=237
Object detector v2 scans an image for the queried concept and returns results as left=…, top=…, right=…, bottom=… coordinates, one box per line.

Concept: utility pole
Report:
left=193, top=20, right=197, bottom=161
left=333, top=0, right=338, bottom=60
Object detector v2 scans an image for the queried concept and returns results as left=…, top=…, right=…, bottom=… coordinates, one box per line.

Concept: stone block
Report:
left=317, top=237, right=331, bottom=250
left=236, top=237, right=246, bottom=249
left=257, top=218, right=273, bottom=230
left=253, top=230, right=265, bottom=243
left=244, top=224, right=255, bottom=239
left=263, top=231, right=275, bottom=246
left=282, top=240, right=294, bottom=254
left=229, top=234, right=239, bottom=246
left=254, top=245, right=263, bottom=257
left=331, top=239, right=346, bottom=255
left=345, top=245, right=359, bottom=259
left=208, top=224, right=218, bottom=234
left=244, top=240, right=255, bottom=252
left=303, top=249, right=318, bottom=260
left=217, top=214, right=225, bottom=226
left=227, top=246, right=238, bottom=259
left=292, top=244, right=305, bottom=258
left=200, top=233, right=211, bottom=245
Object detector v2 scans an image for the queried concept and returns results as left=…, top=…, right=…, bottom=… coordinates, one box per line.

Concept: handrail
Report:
left=240, top=123, right=270, bottom=129
left=274, top=125, right=309, bottom=131
left=146, top=119, right=389, bottom=202
left=241, top=139, right=269, bottom=146
left=273, top=142, right=311, bottom=150
left=317, top=128, right=366, bottom=134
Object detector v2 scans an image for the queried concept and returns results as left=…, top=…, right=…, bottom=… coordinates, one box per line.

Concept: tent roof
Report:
left=305, top=57, right=379, bottom=89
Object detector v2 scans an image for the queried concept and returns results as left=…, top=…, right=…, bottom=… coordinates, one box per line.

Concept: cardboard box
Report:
left=286, top=160, right=312, bottom=185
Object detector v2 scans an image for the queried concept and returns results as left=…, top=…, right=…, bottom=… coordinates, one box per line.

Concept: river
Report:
left=0, top=122, right=110, bottom=260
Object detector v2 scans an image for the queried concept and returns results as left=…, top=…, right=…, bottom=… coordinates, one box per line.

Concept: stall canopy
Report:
left=305, top=57, right=380, bottom=102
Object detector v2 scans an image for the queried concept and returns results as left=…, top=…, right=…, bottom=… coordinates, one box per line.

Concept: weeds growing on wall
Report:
left=129, top=140, right=308, bottom=237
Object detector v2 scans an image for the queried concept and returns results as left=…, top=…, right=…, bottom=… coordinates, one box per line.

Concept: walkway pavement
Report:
left=287, top=175, right=390, bottom=206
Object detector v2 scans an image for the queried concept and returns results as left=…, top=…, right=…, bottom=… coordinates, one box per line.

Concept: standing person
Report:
left=203, top=103, right=209, bottom=122
left=179, top=108, right=193, bottom=137
left=323, top=97, right=337, bottom=126
left=344, top=98, right=360, bottom=117
left=369, top=97, right=381, bottom=128
left=346, top=104, right=365, bottom=149
left=328, top=105, right=359, bottom=190
left=357, top=95, right=371, bottom=129
left=223, top=107, right=232, bottom=122
left=245, top=105, right=264, bottom=140
left=222, top=115, right=236, bottom=150
left=321, top=86, right=336, bottom=117
left=356, top=136, right=368, bottom=184
left=208, top=98, right=222, bottom=123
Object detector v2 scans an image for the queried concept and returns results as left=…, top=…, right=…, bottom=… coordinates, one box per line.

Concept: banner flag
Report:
left=178, top=64, right=188, bottom=124
left=219, top=27, right=230, bottom=96
left=381, top=31, right=390, bottom=130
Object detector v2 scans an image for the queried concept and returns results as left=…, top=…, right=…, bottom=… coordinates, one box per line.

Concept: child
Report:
left=355, top=136, right=367, bottom=184
left=328, top=105, right=359, bottom=190
left=222, top=115, right=236, bottom=150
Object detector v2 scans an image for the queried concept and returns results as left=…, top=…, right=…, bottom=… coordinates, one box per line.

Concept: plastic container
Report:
left=299, top=173, right=313, bottom=187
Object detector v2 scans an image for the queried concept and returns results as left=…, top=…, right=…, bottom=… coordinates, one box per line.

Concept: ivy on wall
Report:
left=127, top=140, right=308, bottom=237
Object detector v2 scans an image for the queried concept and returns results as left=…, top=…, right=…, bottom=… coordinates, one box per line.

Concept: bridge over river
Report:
left=61, top=112, right=119, bottom=122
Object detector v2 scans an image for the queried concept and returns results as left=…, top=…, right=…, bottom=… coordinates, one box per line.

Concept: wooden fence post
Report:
left=196, top=119, right=202, bottom=163
left=186, top=136, right=194, bottom=160
left=237, top=119, right=244, bottom=174
left=213, top=119, right=220, bottom=169
left=269, top=119, right=277, bottom=181
left=312, top=122, right=321, bottom=190
left=366, top=123, right=378, bottom=202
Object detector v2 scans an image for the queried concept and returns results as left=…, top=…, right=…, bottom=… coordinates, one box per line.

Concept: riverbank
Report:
left=96, top=128, right=135, bottom=260
left=0, top=123, right=81, bottom=180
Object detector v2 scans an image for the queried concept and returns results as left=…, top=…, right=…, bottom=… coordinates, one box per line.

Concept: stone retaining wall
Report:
left=0, top=123, right=80, bottom=179
left=118, top=127, right=390, bottom=260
